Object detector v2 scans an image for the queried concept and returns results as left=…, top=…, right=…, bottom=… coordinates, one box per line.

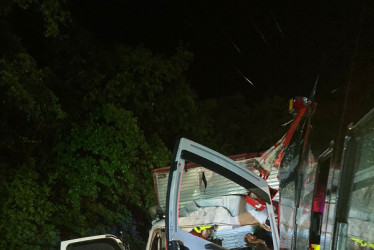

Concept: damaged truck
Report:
left=147, top=98, right=374, bottom=250
left=61, top=96, right=374, bottom=250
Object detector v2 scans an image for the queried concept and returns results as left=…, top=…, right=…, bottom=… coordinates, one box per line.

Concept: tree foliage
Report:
left=0, top=2, right=208, bottom=247
left=1, top=164, right=58, bottom=250
left=52, top=104, right=170, bottom=243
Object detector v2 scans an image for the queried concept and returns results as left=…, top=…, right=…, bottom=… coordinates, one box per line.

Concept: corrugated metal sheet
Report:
left=215, top=225, right=257, bottom=249
left=154, top=157, right=280, bottom=211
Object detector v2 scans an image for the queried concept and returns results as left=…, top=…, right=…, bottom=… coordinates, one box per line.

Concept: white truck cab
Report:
left=60, top=234, right=127, bottom=250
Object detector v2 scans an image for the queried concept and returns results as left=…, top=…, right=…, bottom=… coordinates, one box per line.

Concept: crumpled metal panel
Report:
left=154, top=157, right=279, bottom=212
left=295, top=148, right=318, bottom=249
left=156, top=166, right=248, bottom=212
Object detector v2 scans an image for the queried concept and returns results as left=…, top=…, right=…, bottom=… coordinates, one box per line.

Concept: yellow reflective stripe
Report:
left=351, top=237, right=374, bottom=248
left=194, top=226, right=212, bottom=234
left=351, top=237, right=362, bottom=243
left=310, top=244, right=320, bottom=250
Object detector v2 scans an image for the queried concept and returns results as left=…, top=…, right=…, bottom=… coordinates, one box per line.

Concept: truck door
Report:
left=333, top=108, right=374, bottom=249
left=165, top=138, right=279, bottom=250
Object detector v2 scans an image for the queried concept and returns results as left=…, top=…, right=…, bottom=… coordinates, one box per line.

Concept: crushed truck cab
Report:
left=164, top=138, right=279, bottom=250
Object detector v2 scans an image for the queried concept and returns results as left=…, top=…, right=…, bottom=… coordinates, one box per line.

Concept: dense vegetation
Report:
left=0, top=0, right=372, bottom=249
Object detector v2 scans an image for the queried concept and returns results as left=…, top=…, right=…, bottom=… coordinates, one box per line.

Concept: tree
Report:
left=51, top=104, right=170, bottom=244
left=0, top=54, right=64, bottom=249
left=1, top=164, right=58, bottom=250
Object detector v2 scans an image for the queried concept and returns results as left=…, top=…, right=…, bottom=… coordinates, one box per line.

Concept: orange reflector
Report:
left=289, top=98, right=294, bottom=112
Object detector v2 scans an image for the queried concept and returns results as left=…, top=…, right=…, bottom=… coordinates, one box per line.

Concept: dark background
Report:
left=69, top=0, right=360, bottom=99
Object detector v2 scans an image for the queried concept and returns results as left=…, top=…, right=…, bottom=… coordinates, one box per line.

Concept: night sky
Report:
left=69, top=0, right=367, bottom=102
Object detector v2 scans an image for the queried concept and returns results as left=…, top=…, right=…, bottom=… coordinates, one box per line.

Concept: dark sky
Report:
left=70, top=0, right=366, bottom=101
